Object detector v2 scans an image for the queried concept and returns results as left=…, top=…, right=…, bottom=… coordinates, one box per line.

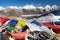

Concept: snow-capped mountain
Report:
left=0, top=5, right=59, bottom=17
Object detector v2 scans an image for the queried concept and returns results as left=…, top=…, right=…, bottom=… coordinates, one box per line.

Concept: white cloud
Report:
left=38, top=6, right=44, bottom=10
left=23, top=4, right=36, bottom=10
left=19, top=7, right=23, bottom=9
left=7, top=6, right=18, bottom=9
left=0, top=6, right=4, bottom=10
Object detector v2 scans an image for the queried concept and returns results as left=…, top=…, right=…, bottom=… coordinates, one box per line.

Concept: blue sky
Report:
left=0, top=0, right=60, bottom=7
